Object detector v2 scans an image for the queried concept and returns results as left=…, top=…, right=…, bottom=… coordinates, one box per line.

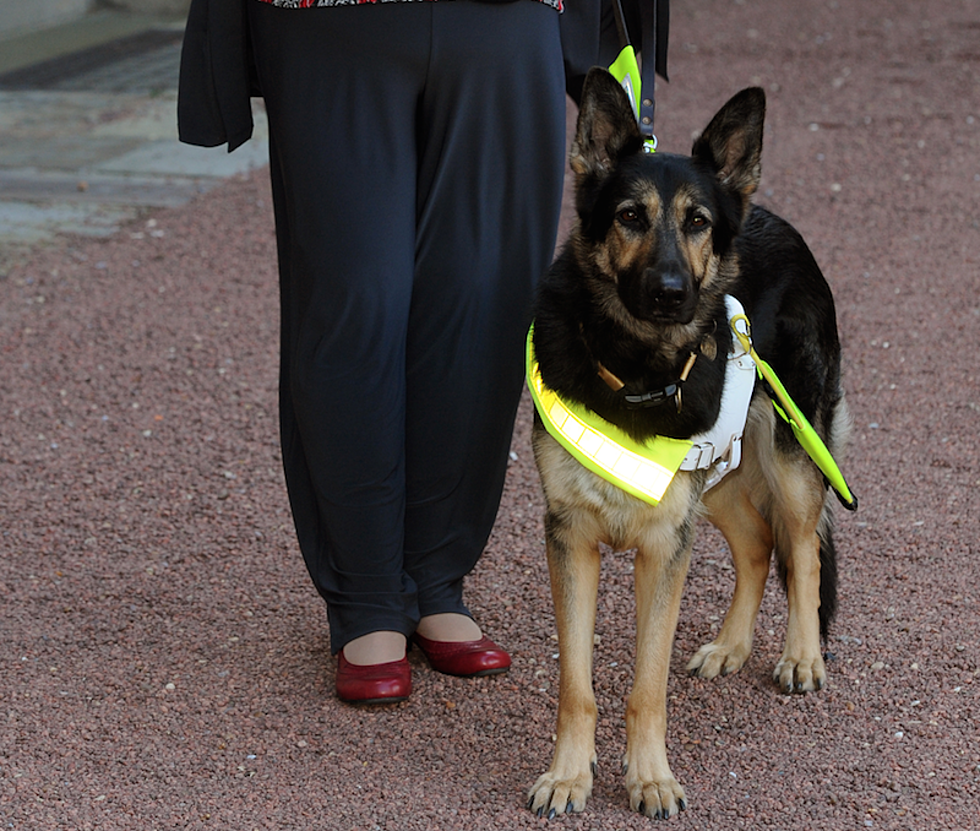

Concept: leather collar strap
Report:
left=596, top=350, right=698, bottom=411
left=638, top=0, right=669, bottom=141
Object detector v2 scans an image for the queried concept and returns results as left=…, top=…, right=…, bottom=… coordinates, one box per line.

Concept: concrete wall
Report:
left=0, top=0, right=93, bottom=36
left=101, top=0, right=190, bottom=15
left=0, top=0, right=190, bottom=40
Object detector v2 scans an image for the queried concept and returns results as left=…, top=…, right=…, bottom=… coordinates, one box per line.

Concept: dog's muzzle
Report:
left=629, top=267, right=696, bottom=323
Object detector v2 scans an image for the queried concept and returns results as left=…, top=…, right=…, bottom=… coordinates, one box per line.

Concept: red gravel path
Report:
left=2, top=1, right=978, bottom=828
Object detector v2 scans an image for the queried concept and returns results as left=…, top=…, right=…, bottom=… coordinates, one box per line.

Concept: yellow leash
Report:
left=730, top=314, right=858, bottom=511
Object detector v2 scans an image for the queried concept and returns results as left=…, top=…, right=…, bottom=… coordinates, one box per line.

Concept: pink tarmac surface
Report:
left=2, top=1, right=978, bottom=828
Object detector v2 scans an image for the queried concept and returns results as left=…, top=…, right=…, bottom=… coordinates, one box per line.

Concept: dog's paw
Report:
left=773, top=651, right=827, bottom=694
left=624, top=768, right=687, bottom=820
left=526, top=762, right=595, bottom=820
left=686, top=639, right=751, bottom=680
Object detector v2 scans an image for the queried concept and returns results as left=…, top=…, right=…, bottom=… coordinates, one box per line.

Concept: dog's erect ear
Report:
left=691, top=87, right=766, bottom=197
left=570, top=67, right=643, bottom=180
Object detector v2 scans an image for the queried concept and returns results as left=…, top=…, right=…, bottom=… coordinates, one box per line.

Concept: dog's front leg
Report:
left=624, top=537, right=692, bottom=819
left=527, top=511, right=602, bottom=819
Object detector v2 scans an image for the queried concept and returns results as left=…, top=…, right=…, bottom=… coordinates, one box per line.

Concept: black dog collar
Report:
left=596, top=352, right=698, bottom=412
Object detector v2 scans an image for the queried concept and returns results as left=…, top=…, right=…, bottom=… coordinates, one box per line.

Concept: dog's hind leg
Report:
left=527, top=509, right=602, bottom=818
left=769, top=460, right=830, bottom=694
left=692, top=471, right=774, bottom=679
left=623, top=513, right=695, bottom=819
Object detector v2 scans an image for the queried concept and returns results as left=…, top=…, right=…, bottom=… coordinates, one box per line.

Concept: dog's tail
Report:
left=816, top=501, right=838, bottom=640
left=815, top=392, right=851, bottom=639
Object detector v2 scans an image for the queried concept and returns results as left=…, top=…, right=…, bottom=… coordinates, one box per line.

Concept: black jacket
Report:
left=178, top=0, right=256, bottom=151
left=177, top=0, right=668, bottom=153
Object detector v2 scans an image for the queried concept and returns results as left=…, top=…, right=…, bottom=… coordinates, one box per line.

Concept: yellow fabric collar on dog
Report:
left=527, top=333, right=692, bottom=505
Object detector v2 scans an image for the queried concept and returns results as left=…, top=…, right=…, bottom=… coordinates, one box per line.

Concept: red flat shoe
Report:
left=336, top=651, right=411, bottom=704
left=412, top=633, right=511, bottom=677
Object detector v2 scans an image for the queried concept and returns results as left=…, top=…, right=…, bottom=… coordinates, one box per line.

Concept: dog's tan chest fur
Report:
left=532, top=428, right=701, bottom=555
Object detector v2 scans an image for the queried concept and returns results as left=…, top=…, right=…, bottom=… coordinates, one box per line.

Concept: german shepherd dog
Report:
left=526, top=68, right=851, bottom=819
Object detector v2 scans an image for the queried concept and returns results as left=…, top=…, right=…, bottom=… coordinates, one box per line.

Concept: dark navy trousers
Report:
left=248, top=0, right=566, bottom=652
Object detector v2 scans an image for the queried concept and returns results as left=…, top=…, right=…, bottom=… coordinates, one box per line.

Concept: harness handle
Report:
left=638, top=0, right=668, bottom=143
left=609, top=0, right=670, bottom=152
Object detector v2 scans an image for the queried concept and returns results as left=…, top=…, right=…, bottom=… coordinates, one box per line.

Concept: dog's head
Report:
left=570, top=68, right=765, bottom=332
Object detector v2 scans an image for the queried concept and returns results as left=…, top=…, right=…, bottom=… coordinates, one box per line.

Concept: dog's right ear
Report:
left=569, top=67, right=644, bottom=181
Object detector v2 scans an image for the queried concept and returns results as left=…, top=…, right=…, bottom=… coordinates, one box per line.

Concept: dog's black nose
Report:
left=645, top=268, right=692, bottom=316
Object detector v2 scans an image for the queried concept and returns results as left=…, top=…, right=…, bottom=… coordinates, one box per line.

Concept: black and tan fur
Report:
left=527, top=68, right=851, bottom=819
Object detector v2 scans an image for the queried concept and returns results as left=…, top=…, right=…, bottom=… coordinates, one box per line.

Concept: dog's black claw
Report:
left=591, top=761, right=598, bottom=777
left=638, top=800, right=646, bottom=816
left=678, top=798, right=688, bottom=812
left=548, top=808, right=557, bottom=820
left=536, top=806, right=545, bottom=818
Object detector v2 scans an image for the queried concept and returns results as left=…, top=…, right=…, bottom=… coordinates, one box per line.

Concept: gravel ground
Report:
left=2, top=1, right=979, bottom=829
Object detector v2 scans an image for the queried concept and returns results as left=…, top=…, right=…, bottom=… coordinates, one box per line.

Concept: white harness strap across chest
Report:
left=681, top=296, right=757, bottom=490
left=527, top=296, right=756, bottom=505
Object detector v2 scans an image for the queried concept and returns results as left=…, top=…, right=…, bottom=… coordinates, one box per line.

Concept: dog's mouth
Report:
left=643, top=306, right=698, bottom=326
left=619, top=271, right=699, bottom=326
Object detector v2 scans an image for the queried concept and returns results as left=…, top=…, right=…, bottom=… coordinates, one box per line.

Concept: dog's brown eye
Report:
left=689, top=214, right=711, bottom=231
left=618, top=208, right=640, bottom=224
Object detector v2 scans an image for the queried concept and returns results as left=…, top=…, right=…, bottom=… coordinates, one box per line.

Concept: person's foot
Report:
left=415, top=613, right=482, bottom=642
left=413, top=615, right=511, bottom=677
left=342, top=630, right=406, bottom=665
left=335, top=631, right=411, bottom=705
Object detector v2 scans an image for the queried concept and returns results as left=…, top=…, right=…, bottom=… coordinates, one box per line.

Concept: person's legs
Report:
left=250, top=0, right=566, bottom=659
left=250, top=2, right=432, bottom=655
left=405, top=1, right=566, bottom=629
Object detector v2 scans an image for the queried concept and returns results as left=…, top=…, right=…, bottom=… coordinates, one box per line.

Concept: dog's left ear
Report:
left=691, top=87, right=766, bottom=198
